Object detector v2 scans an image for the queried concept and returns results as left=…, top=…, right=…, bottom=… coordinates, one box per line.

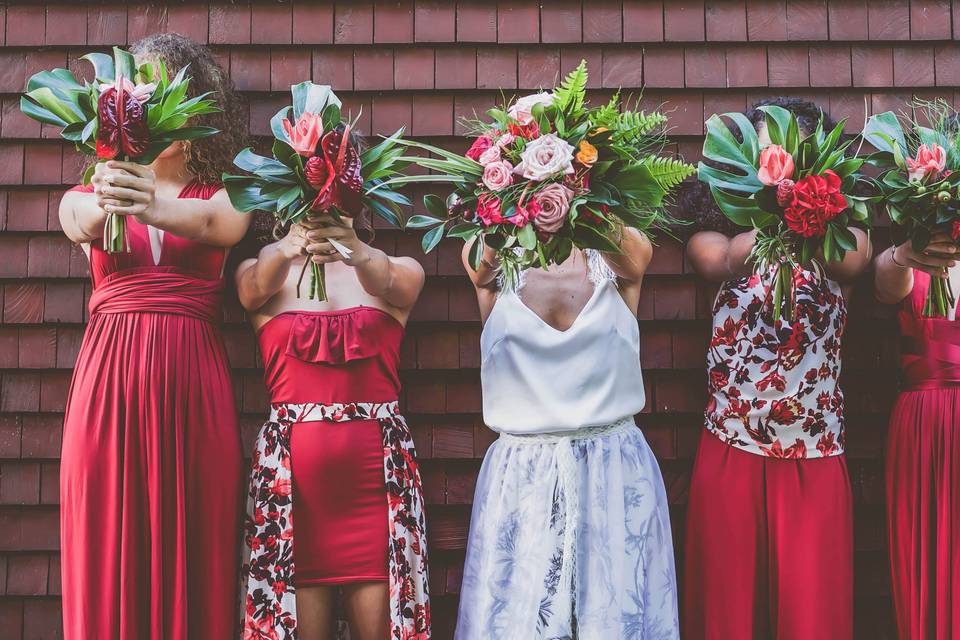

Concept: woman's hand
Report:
left=892, top=231, right=957, bottom=278
left=94, top=161, right=158, bottom=224
left=302, top=213, right=367, bottom=266
left=277, top=223, right=310, bottom=260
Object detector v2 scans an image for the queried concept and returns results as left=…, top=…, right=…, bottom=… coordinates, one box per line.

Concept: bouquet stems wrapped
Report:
left=20, top=46, right=220, bottom=253
left=864, top=100, right=960, bottom=318
left=699, top=105, right=872, bottom=321
left=223, top=81, right=412, bottom=300
left=378, top=60, right=695, bottom=286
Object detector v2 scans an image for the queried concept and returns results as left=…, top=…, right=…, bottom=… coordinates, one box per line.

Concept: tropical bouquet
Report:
left=699, top=105, right=871, bottom=321
left=222, top=81, right=411, bottom=300
left=380, top=60, right=695, bottom=286
left=19, top=46, right=221, bottom=253
left=864, top=100, right=960, bottom=317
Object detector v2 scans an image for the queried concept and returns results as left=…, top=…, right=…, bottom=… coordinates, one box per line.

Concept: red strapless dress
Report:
left=259, top=308, right=403, bottom=584
left=60, top=182, right=243, bottom=640
left=243, top=307, right=431, bottom=639
left=887, top=270, right=960, bottom=640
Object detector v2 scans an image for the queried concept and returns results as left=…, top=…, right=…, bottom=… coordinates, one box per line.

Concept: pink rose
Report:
left=465, top=135, right=493, bottom=161
left=477, top=145, right=502, bottom=166
left=514, top=133, right=575, bottom=181
left=476, top=193, right=505, bottom=227
left=757, top=144, right=795, bottom=186
left=496, top=132, right=516, bottom=148
left=282, top=111, right=324, bottom=158
left=507, top=92, right=554, bottom=125
left=508, top=200, right=541, bottom=228
left=907, top=143, right=947, bottom=182
left=482, top=160, right=514, bottom=191
left=532, top=183, right=574, bottom=235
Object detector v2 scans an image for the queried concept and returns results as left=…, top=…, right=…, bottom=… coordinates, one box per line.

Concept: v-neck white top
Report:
left=479, top=279, right=646, bottom=434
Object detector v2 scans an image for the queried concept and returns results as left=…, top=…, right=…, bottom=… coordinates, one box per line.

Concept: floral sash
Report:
left=242, top=402, right=431, bottom=640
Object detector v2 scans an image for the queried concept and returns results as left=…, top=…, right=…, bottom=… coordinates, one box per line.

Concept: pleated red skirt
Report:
left=684, top=431, right=853, bottom=640
left=887, top=387, right=960, bottom=640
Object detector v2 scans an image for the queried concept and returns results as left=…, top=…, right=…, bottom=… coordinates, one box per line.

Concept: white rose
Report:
left=514, top=133, right=575, bottom=181
left=507, top=92, right=555, bottom=125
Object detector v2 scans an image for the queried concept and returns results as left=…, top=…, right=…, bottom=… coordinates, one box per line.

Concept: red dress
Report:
left=258, top=308, right=403, bottom=584
left=60, top=182, right=243, bottom=640
left=887, top=269, right=960, bottom=639
left=243, top=307, right=431, bottom=639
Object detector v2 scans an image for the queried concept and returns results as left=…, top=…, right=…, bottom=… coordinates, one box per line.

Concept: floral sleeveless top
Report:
left=705, top=266, right=846, bottom=459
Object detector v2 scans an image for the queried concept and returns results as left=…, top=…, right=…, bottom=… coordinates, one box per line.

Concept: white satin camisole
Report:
left=479, top=277, right=647, bottom=434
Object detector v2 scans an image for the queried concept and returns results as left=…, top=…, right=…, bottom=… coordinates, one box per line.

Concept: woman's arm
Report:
left=686, top=229, right=757, bottom=283
left=875, top=231, right=957, bottom=304
left=461, top=238, right=501, bottom=291
left=96, top=161, right=250, bottom=247
left=822, top=228, right=872, bottom=283
left=58, top=161, right=124, bottom=244
left=304, top=216, right=425, bottom=310
left=234, top=226, right=308, bottom=312
left=601, top=227, right=653, bottom=283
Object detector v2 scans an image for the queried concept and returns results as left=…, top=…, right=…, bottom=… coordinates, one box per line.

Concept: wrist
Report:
left=136, top=196, right=162, bottom=226
left=348, top=242, right=375, bottom=267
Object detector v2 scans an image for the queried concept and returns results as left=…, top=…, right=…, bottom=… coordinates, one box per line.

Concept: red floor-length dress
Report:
left=60, top=181, right=243, bottom=640
left=887, top=269, right=960, bottom=639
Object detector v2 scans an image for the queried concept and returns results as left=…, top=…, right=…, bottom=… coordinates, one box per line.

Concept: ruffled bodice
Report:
left=257, top=307, right=404, bottom=404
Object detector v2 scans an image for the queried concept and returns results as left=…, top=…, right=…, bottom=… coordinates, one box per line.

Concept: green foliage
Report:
left=553, top=59, right=588, bottom=115
left=643, top=156, right=697, bottom=191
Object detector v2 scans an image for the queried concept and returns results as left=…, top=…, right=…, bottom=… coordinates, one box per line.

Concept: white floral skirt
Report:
left=456, top=419, right=680, bottom=640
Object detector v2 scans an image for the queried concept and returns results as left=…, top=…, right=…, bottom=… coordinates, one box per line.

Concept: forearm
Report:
left=464, top=240, right=500, bottom=289
left=601, top=227, right=651, bottom=283
left=874, top=245, right=913, bottom=304
left=139, top=195, right=219, bottom=243
left=60, top=194, right=108, bottom=244
left=351, top=244, right=418, bottom=308
left=237, top=241, right=296, bottom=311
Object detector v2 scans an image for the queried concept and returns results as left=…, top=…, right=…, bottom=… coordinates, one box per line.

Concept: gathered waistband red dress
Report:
left=60, top=181, right=243, bottom=640
left=887, top=270, right=960, bottom=640
left=242, top=307, right=430, bottom=640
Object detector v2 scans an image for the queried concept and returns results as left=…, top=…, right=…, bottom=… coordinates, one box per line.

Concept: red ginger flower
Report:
left=95, top=76, right=150, bottom=160
left=783, top=170, right=847, bottom=238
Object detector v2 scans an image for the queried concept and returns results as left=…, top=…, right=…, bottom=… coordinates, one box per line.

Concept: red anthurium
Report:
left=96, top=77, right=149, bottom=160
left=310, top=124, right=363, bottom=214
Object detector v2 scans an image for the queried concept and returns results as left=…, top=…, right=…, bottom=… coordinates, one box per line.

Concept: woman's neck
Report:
left=150, top=153, right=191, bottom=186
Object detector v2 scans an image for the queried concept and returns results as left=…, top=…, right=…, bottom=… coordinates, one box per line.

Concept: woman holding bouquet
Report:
left=876, top=228, right=960, bottom=638
left=683, top=99, right=872, bottom=639
left=235, top=210, right=430, bottom=639
left=455, top=233, right=680, bottom=639
left=58, top=34, right=250, bottom=640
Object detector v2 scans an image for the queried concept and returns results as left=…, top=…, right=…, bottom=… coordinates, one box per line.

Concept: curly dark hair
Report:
left=678, top=97, right=837, bottom=238
left=129, top=33, right=249, bottom=184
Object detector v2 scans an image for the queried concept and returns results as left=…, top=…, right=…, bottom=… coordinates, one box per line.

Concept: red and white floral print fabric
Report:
left=705, top=267, right=846, bottom=459
left=242, top=401, right=430, bottom=640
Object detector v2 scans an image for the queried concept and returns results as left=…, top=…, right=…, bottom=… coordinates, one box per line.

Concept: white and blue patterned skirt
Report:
left=455, top=418, right=680, bottom=640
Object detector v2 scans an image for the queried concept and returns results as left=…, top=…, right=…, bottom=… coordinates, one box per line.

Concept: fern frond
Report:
left=643, top=156, right=697, bottom=190
left=554, top=60, right=588, bottom=114
left=618, top=111, right=668, bottom=141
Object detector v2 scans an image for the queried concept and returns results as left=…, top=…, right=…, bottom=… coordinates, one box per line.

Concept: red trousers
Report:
left=684, top=431, right=853, bottom=640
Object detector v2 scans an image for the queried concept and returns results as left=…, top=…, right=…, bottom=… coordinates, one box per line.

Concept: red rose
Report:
left=783, top=170, right=847, bottom=238
left=465, top=135, right=493, bottom=161
left=508, top=120, right=540, bottom=140
left=476, top=193, right=505, bottom=227
left=508, top=199, right=541, bottom=228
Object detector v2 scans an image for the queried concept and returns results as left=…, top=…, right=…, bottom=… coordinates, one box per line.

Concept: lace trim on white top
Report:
left=496, top=248, right=617, bottom=294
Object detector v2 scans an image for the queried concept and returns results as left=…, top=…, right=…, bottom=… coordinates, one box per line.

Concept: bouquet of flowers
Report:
left=222, top=81, right=411, bottom=300
left=698, top=105, right=870, bottom=321
left=20, top=46, right=220, bottom=253
left=379, top=61, right=695, bottom=286
left=864, top=100, right=960, bottom=317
